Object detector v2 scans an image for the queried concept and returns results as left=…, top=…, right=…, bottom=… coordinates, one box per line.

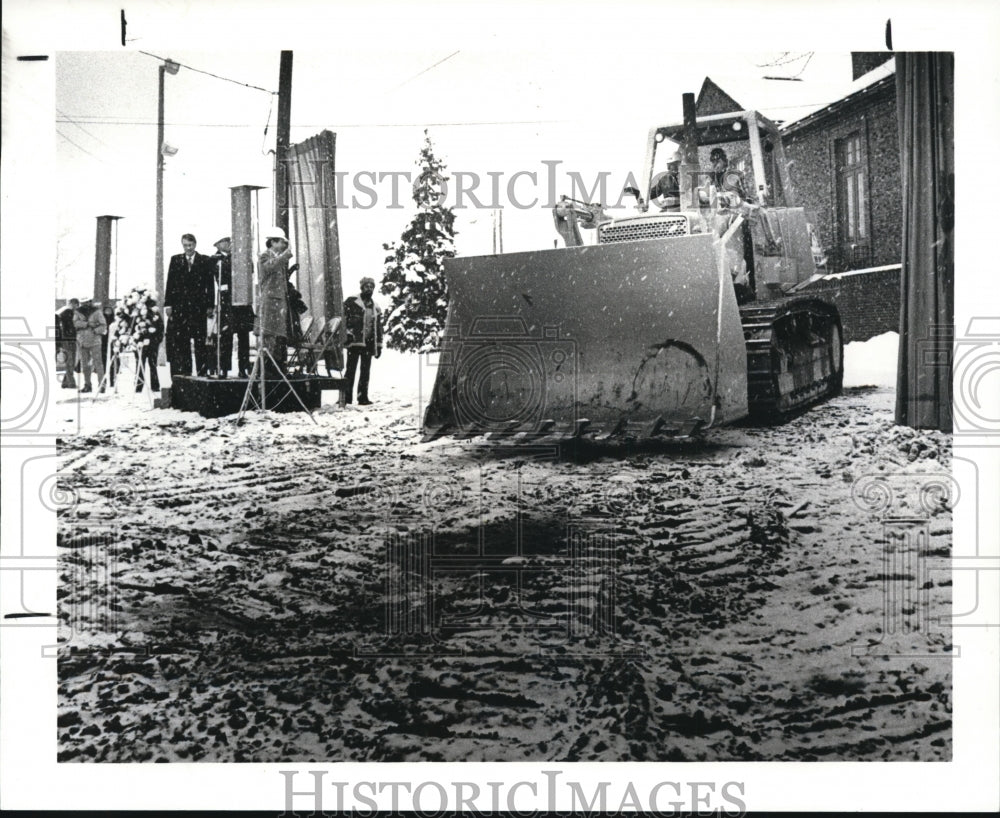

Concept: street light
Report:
left=155, top=59, right=179, bottom=365
left=155, top=58, right=180, bottom=302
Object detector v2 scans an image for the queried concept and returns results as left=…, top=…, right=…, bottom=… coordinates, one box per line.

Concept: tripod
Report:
left=94, top=345, right=156, bottom=408
left=235, top=337, right=317, bottom=424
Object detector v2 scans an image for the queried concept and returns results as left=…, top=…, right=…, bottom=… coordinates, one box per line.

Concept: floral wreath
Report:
left=110, top=286, right=163, bottom=355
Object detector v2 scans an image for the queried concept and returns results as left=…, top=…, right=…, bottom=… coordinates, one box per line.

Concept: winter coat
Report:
left=58, top=307, right=77, bottom=341
left=343, top=295, right=383, bottom=351
left=259, top=247, right=292, bottom=337
left=72, top=304, right=107, bottom=348
left=164, top=252, right=214, bottom=315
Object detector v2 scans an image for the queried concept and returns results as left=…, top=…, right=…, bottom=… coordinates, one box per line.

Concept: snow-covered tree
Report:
left=380, top=131, right=457, bottom=352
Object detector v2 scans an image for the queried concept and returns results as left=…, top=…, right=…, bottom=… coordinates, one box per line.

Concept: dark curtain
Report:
left=287, top=130, right=344, bottom=340
left=895, top=53, right=954, bottom=430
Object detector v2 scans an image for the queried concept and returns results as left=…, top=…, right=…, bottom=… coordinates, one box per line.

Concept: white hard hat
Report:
left=264, top=226, right=287, bottom=241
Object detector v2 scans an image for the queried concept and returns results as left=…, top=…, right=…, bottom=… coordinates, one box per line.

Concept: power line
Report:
left=57, top=129, right=104, bottom=160
left=57, top=108, right=112, bottom=148
left=391, top=50, right=461, bottom=91
left=137, top=50, right=277, bottom=95
left=261, top=93, right=275, bottom=155
left=754, top=52, right=791, bottom=68
left=56, top=117, right=577, bottom=129
left=754, top=52, right=811, bottom=69
left=789, top=52, right=815, bottom=79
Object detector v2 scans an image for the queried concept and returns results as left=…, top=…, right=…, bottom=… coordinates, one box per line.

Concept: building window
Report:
left=836, top=132, right=868, bottom=243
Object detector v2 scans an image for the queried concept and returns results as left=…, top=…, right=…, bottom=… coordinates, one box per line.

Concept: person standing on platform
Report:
left=213, top=236, right=255, bottom=378
left=343, top=277, right=383, bottom=405
left=259, top=227, right=293, bottom=376
left=164, top=233, right=213, bottom=378
left=209, top=236, right=235, bottom=378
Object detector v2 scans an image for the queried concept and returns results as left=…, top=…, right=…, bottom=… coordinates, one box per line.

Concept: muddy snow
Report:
left=56, top=340, right=952, bottom=762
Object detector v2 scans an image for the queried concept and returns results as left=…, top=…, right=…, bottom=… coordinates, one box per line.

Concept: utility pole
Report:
left=156, top=64, right=166, bottom=301
left=275, top=51, right=293, bottom=236
left=155, top=59, right=179, bottom=301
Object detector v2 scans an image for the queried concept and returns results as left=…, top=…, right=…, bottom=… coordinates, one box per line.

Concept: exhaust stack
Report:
left=230, top=185, right=266, bottom=307
left=94, top=215, right=122, bottom=304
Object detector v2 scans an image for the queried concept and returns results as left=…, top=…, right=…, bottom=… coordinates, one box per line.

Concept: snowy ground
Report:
left=56, top=333, right=952, bottom=762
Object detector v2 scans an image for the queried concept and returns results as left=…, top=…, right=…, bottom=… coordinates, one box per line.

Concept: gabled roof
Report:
left=696, top=78, right=746, bottom=117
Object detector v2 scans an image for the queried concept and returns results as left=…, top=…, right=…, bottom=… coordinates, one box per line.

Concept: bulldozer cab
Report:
left=642, top=109, right=796, bottom=211
left=632, top=110, right=817, bottom=301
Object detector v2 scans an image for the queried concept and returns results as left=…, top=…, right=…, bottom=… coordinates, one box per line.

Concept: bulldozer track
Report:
left=741, top=297, right=844, bottom=420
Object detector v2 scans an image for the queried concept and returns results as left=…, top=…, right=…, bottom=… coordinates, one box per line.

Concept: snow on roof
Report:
left=780, top=59, right=896, bottom=132
left=696, top=56, right=896, bottom=131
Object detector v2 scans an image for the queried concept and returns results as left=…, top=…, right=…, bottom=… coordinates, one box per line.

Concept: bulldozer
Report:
left=422, top=97, right=843, bottom=443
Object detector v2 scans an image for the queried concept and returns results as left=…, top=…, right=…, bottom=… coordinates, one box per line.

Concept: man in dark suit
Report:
left=164, top=233, right=213, bottom=378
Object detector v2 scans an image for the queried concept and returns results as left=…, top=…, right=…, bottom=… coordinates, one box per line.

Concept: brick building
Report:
left=780, top=54, right=898, bottom=273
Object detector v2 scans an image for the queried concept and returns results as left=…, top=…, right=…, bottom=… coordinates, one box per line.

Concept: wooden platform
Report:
left=169, top=374, right=345, bottom=418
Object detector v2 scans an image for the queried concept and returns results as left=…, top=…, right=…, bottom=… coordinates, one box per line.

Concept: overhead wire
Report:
left=57, top=117, right=578, bottom=128
left=57, top=129, right=105, bottom=161
left=754, top=52, right=811, bottom=69
left=788, top=52, right=815, bottom=79
left=261, top=92, right=275, bottom=155
left=390, top=50, right=461, bottom=91
left=137, top=50, right=277, bottom=95
left=57, top=108, right=112, bottom=148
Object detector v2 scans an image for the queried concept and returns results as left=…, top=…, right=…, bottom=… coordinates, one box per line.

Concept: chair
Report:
left=288, top=315, right=343, bottom=375
left=286, top=314, right=316, bottom=373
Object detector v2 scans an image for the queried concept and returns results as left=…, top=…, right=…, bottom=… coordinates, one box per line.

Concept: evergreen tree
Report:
left=380, top=131, right=457, bottom=352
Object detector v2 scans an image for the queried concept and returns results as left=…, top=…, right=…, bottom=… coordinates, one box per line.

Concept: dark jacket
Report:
left=58, top=307, right=76, bottom=341
left=343, top=295, right=383, bottom=351
left=209, top=251, right=256, bottom=332
left=164, top=252, right=214, bottom=314
left=143, top=299, right=165, bottom=346
left=209, top=252, right=233, bottom=313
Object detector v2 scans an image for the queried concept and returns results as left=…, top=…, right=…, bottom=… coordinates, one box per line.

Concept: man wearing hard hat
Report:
left=259, top=227, right=293, bottom=374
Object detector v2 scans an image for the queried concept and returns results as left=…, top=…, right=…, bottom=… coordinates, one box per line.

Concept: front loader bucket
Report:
left=422, top=234, right=748, bottom=441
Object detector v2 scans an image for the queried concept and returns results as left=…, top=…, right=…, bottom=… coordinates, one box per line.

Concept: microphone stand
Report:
left=214, top=256, right=223, bottom=377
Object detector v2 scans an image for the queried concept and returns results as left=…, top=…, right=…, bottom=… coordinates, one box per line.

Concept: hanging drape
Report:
left=895, top=53, right=954, bottom=431
left=286, top=130, right=343, bottom=338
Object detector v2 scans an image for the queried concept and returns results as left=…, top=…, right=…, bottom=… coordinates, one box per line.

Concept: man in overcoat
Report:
left=259, top=227, right=293, bottom=375
left=164, top=233, right=213, bottom=378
